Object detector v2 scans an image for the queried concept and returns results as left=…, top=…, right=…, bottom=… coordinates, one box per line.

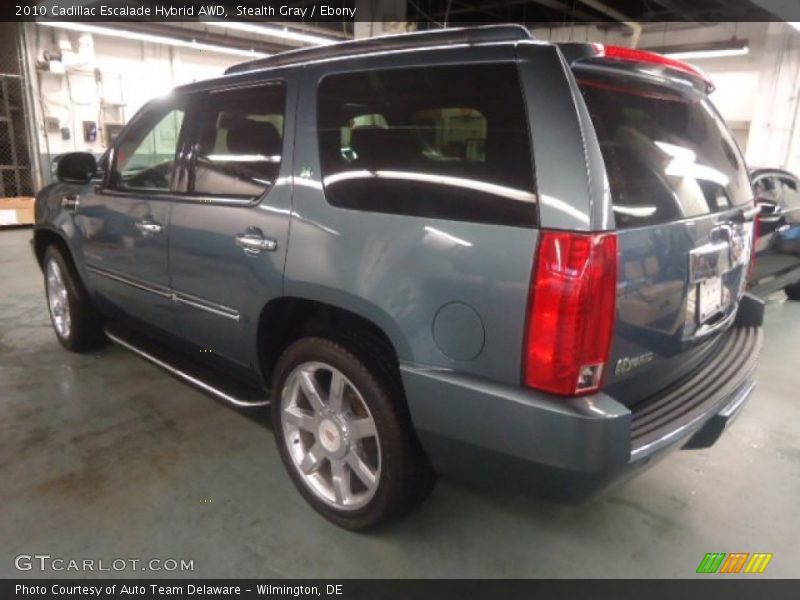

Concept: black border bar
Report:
left=5, top=579, right=800, bottom=600
left=3, top=0, right=800, bottom=22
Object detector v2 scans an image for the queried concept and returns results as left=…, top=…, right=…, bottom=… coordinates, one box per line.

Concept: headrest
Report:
left=350, top=126, right=418, bottom=167
left=225, top=119, right=282, bottom=157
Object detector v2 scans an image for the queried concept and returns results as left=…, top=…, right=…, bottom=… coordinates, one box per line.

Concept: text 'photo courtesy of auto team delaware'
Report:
left=1, top=1, right=799, bottom=592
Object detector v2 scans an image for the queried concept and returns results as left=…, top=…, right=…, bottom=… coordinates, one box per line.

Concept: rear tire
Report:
left=786, top=281, right=800, bottom=301
left=43, top=245, right=106, bottom=352
left=271, top=336, right=435, bottom=530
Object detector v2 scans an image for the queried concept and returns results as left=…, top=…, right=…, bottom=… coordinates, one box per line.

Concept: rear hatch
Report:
left=568, top=47, right=756, bottom=405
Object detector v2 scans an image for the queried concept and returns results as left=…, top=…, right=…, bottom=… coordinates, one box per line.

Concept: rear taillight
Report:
left=524, top=231, right=617, bottom=396
left=591, top=43, right=714, bottom=91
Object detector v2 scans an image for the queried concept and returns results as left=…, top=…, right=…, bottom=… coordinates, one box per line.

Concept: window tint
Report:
left=112, top=102, right=185, bottom=192
left=190, top=83, right=286, bottom=199
left=753, top=176, right=776, bottom=197
left=779, top=177, right=800, bottom=208
left=577, top=72, right=752, bottom=229
left=317, top=64, right=536, bottom=227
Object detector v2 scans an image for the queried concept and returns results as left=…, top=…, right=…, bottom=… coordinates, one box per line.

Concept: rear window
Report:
left=317, top=64, right=537, bottom=228
left=577, top=72, right=752, bottom=229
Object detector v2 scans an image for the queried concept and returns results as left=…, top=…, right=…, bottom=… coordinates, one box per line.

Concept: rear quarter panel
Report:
left=285, top=45, right=558, bottom=385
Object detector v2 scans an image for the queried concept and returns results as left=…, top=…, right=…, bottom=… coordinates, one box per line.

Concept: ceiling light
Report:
left=648, top=40, right=749, bottom=61
left=663, top=47, right=749, bottom=60
left=203, top=21, right=337, bottom=46
left=37, top=21, right=269, bottom=58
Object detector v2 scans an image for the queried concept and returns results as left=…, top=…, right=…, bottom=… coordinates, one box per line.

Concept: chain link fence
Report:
left=0, top=22, right=34, bottom=198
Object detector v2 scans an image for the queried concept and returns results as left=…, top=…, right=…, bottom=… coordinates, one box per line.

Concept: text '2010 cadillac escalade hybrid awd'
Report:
left=33, top=25, right=764, bottom=530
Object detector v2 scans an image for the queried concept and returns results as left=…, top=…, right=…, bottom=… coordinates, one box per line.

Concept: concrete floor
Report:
left=1, top=227, right=798, bottom=579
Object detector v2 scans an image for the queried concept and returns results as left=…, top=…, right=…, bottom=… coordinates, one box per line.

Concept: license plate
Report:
left=698, top=276, right=723, bottom=322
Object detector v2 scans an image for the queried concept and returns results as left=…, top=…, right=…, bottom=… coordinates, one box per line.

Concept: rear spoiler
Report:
left=557, top=43, right=715, bottom=94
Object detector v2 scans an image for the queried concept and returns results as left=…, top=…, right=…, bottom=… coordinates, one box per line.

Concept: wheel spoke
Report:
left=331, top=458, right=351, bottom=505
left=46, top=261, right=71, bottom=338
left=299, top=370, right=325, bottom=412
left=299, top=443, right=325, bottom=475
left=328, top=370, right=345, bottom=413
left=346, top=450, right=377, bottom=488
left=282, top=361, right=382, bottom=510
left=348, top=417, right=376, bottom=440
left=283, top=406, right=316, bottom=432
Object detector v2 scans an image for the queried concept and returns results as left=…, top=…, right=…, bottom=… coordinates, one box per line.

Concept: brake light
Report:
left=524, top=231, right=617, bottom=396
left=592, top=44, right=714, bottom=91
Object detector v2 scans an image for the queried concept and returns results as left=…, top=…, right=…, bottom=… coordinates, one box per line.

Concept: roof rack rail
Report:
left=225, top=24, right=533, bottom=75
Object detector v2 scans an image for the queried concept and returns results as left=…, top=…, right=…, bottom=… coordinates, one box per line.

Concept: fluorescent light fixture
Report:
left=207, top=154, right=281, bottom=162
left=663, top=46, right=749, bottom=60
left=656, top=140, right=730, bottom=187
left=648, top=39, right=749, bottom=61
left=613, top=205, right=657, bottom=217
left=204, top=21, right=337, bottom=46
left=37, top=21, right=269, bottom=58
left=322, top=169, right=537, bottom=204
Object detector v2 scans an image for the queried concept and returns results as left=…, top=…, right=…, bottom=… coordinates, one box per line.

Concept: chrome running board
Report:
left=106, top=329, right=270, bottom=408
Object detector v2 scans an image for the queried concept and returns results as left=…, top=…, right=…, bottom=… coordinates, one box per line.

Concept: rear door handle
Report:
left=61, top=193, right=80, bottom=212
left=235, top=232, right=278, bottom=255
left=135, top=220, right=163, bottom=236
left=732, top=205, right=761, bottom=223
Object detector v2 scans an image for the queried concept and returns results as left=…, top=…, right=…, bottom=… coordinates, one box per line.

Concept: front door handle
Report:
left=235, top=232, right=278, bottom=255
left=62, top=193, right=80, bottom=212
left=135, top=220, right=163, bottom=236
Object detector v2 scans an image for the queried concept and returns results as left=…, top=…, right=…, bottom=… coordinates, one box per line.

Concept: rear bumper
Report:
left=401, top=325, right=762, bottom=502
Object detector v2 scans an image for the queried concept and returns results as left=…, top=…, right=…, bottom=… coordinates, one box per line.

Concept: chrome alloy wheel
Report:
left=46, top=259, right=71, bottom=339
left=281, top=361, right=381, bottom=511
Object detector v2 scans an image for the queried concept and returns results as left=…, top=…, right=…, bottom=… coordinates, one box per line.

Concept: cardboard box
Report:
left=0, top=197, right=35, bottom=226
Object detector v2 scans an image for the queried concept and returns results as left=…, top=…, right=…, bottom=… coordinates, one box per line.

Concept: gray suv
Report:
left=33, top=25, right=764, bottom=529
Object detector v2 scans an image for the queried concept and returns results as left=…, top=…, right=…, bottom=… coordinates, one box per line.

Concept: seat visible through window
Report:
left=190, top=82, right=286, bottom=199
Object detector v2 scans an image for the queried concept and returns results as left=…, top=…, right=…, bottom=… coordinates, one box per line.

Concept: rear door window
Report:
left=753, top=175, right=777, bottom=200
left=577, top=72, right=752, bottom=229
left=778, top=176, right=800, bottom=210
left=317, top=64, right=536, bottom=228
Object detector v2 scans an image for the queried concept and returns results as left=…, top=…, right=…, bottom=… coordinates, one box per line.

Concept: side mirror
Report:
left=55, top=152, right=97, bottom=184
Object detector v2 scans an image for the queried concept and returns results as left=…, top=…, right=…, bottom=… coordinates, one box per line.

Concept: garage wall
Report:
left=24, top=23, right=242, bottom=185
left=746, top=22, right=800, bottom=173
left=23, top=21, right=800, bottom=188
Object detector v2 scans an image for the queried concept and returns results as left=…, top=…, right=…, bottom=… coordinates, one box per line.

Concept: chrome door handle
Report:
left=62, top=193, right=80, bottom=212
left=734, top=205, right=761, bottom=223
left=235, top=233, right=278, bottom=255
left=135, top=220, right=163, bottom=235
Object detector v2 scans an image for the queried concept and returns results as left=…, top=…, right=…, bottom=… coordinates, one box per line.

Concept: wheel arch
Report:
left=256, top=296, right=409, bottom=390
left=33, top=227, right=72, bottom=270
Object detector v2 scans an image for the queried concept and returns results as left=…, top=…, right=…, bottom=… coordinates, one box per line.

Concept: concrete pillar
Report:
left=353, top=0, right=412, bottom=39
left=746, top=22, right=800, bottom=172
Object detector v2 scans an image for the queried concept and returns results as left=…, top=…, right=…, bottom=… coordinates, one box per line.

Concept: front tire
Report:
left=271, top=337, right=434, bottom=530
left=43, top=245, right=105, bottom=352
left=786, top=281, right=800, bottom=301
